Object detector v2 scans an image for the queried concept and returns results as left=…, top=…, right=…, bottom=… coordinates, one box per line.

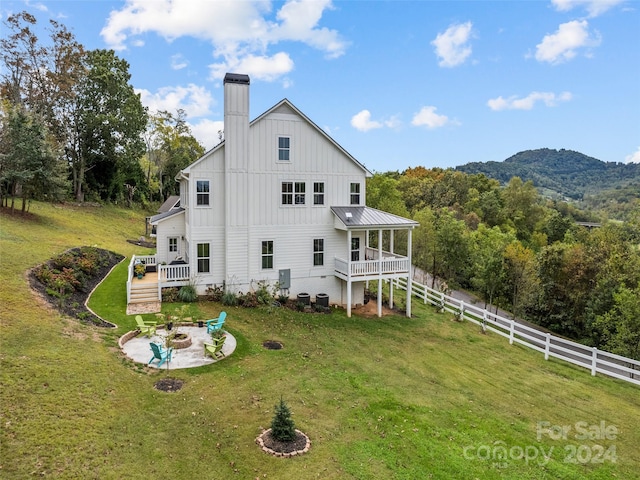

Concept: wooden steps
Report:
left=129, top=283, right=159, bottom=304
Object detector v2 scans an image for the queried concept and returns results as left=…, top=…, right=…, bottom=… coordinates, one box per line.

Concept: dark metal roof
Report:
left=157, top=195, right=180, bottom=213
left=150, top=207, right=185, bottom=224
left=224, top=73, right=250, bottom=85
left=331, top=206, right=418, bottom=229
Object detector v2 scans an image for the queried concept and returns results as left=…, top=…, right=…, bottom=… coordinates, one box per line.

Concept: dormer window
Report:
left=278, top=136, right=290, bottom=161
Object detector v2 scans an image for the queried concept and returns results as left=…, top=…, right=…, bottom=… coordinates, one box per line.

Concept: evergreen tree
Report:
left=270, top=397, right=296, bottom=442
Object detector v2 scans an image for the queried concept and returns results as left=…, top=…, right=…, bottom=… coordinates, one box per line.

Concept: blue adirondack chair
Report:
left=206, top=311, right=227, bottom=334
left=204, top=335, right=226, bottom=360
left=149, top=342, right=173, bottom=367
left=135, top=315, right=157, bottom=337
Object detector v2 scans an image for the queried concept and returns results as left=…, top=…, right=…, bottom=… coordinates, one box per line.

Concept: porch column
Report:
left=377, top=229, right=383, bottom=318
left=347, top=229, right=352, bottom=318
left=389, top=229, right=394, bottom=310
left=406, top=229, right=413, bottom=318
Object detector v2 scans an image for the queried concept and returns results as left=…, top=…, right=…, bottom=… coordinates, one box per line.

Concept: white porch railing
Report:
left=158, top=263, right=190, bottom=281
left=126, top=255, right=190, bottom=304
left=335, top=248, right=410, bottom=278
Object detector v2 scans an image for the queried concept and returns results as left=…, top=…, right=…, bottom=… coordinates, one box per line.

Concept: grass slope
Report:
left=1, top=201, right=639, bottom=479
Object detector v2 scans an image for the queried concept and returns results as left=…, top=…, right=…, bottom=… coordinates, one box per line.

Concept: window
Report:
left=197, top=243, right=210, bottom=273
left=294, top=182, right=305, bottom=205
left=313, top=182, right=325, bottom=205
left=313, top=238, right=324, bottom=266
left=351, top=237, right=360, bottom=262
left=262, top=240, right=274, bottom=269
left=168, top=237, right=178, bottom=252
left=281, top=182, right=293, bottom=205
left=278, top=136, right=290, bottom=161
left=196, top=180, right=210, bottom=206
left=350, top=183, right=360, bottom=205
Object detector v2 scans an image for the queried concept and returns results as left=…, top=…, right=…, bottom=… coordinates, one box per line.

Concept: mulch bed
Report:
left=262, top=340, right=283, bottom=350
left=154, top=377, right=184, bottom=392
left=126, top=238, right=156, bottom=249
left=256, top=429, right=310, bottom=457
left=28, top=247, right=124, bottom=328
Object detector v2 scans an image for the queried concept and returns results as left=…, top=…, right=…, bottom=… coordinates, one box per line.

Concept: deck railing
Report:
left=335, top=248, right=409, bottom=278
left=127, top=255, right=190, bottom=304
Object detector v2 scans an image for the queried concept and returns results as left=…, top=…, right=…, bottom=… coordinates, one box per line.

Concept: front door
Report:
left=351, top=237, right=360, bottom=261
left=168, top=236, right=179, bottom=263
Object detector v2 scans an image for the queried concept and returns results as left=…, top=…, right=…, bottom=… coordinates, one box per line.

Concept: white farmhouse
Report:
left=130, top=73, right=418, bottom=317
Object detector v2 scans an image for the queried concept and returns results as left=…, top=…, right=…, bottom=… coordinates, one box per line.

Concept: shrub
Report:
left=162, top=287, right=179, bottom=303
left=205, top=284, right=224, bottom=302
left=277, top=293, right=289, bottom=305
left=239, top=291, right=259, bottom=308
left=270, top=398, right=296, bottom=442
left=177, top=284, right=198, bottom=303
left=253, top=280, right=274, bottom=305
left=222, top=291, right=238, bottom=306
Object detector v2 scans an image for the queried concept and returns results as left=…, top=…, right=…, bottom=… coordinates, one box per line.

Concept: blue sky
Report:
left=3, top=0, right=639, bottom=171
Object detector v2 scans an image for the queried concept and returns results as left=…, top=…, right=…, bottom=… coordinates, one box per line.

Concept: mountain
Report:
left=455, top=148, right=640, bottom=201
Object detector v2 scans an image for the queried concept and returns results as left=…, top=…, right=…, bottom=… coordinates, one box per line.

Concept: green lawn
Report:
left=1, top=201, right=639, bottom=479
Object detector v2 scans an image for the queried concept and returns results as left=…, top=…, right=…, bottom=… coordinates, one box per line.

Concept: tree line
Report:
left=0, top=12, right=205, bottom=213
left=2, top=12, right=638, bottom=361
left=367, top=168, right=640, bottom=361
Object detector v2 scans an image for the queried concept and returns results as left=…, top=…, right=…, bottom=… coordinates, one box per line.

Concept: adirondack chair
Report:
left=206, top=311, right=227, bottom=334
left=149, top=342, right=173, bottom=367
left=135, top=315, right=157, bottom=337
left=204, top=335, right=226, bottom=360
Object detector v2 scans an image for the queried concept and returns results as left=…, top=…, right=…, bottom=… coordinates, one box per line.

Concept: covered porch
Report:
left=331, top=206, right=419, bottom=318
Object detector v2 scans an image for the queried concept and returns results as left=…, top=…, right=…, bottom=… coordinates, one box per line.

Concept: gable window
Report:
left=351, top=237, right=360, bottom=262
left=262, top=240, right=274, bottom=269
left=278, top=136, right=290, bottom=161
left=197, top=243, right=210, bottom=273
left=196, top=180, right=210, bottom=206
left=350, top=183, right=360, bottom=205
left=294, top=182, right=305, bottom=205
left=281, top=182, right=293, bottom=205
left=313, top=182, right=325, bottom=205
left=313, top=238, right=324, bottom=266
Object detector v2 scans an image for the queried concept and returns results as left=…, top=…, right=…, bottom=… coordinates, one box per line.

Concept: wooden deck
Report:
left=132, top=271, right=159, bottom=285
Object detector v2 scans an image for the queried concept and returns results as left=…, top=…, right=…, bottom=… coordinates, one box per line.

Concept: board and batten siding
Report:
left=155, top=212, right=185, bottom=264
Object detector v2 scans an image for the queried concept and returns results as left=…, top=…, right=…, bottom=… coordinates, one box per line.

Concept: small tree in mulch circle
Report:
left=271, top=397, right=296, bottom=442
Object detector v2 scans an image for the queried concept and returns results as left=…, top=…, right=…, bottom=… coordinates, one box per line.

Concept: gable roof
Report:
left=150, top=207, right=185, bottom=225
left=180, top=98, right=372, bottom=178
left=157, top=195, right=180, bottom=213
left=331, top=206, right=418, bottom=230
left=253, top=99, right=372, bottom=177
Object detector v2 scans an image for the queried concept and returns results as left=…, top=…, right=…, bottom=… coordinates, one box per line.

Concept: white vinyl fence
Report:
left=391, top=278, right=640, bottom=387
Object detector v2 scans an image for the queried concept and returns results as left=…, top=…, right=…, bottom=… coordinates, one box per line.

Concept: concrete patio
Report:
left=120, top=325, right=236, bottom=369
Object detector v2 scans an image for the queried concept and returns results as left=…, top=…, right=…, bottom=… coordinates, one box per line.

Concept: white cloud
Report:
left=350, top=110, right=400, bottom=132
left=271, top=0, right=346, bottom=59
left=351, top=110, right=382, bottom=132
left=171, top=54, right=188, bottom=70
left=411, top=106, right=453, bottom=129
left=100, top=0, right=346, bottom=81
left=551, top=0, right=624, bottom=17
left=487, top=91, right=573, bottom=110
left=535, top=20, right=601, bottom=64
left=209, top=52, right=295, bottom=82
left=189, top=118, right=225, bottom=151
left=431, top=21, right=473, bottom=68
left=625, top=146, right=640, bottom=164
left=136, top=84, right=214, bottom=118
